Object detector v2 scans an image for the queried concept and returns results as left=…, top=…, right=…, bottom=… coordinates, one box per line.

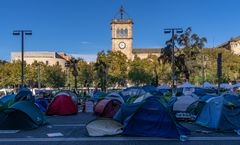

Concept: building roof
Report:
left=218, top=36, right=240, bottom=48
left=132, top=48, right=162, bottom=54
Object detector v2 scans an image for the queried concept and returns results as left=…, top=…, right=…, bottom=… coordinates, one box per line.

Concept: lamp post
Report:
left=164, top=28, right=183, bottom=95
left=37, top=64, right=41, bottom=89
left=13, top=30, right=32, bottom=88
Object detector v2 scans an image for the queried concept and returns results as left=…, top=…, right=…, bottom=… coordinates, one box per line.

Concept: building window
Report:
left=46, top=61, right=49, bottom=65
left=116, top=28, right=120, bottom=37
left=124, top=28, right=128, bottom=37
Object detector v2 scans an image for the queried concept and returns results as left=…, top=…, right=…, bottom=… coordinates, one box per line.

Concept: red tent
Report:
left=46, top=93, right=78, bottom=115
left=94, top=99, right=122, bottom=118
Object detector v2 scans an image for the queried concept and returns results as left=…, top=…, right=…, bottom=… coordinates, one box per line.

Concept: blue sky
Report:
left=0, top=0, right=239, bottom=61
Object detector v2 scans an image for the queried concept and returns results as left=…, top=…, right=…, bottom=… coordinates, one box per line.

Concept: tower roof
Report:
left=112, top=5, right=132, bottom=23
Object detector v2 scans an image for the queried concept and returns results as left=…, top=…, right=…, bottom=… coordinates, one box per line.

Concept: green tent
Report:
left=0, top=101, right=47, bottom=130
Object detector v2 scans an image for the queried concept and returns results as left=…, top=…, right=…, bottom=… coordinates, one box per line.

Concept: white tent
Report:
left=173, top=94, right=199, bottom=112
left=203, top=82, right=216, bottom=88
left=86, top=119, right=123, bottom=136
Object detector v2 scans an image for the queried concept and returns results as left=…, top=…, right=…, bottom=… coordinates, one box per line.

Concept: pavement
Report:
left=0, top=112, right=240, bottom=145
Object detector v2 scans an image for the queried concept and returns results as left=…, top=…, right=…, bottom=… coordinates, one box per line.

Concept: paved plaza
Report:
left=0, top=113, right=239, bottom=145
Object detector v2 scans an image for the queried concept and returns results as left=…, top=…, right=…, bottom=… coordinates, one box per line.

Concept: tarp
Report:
left=86, top=119, right=123, bottom=136
left=0, top=101, right=46, bottom=130
left=46, top=92, right=78, bottom=115
left=123, top=97, right=190, bottom=138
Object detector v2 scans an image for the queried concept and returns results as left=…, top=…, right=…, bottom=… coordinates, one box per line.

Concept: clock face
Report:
left=119, top=42, right=126, bottom=49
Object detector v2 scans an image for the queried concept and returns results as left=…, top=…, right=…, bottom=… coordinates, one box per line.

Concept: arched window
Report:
left=120, top=29, right=124, bottom=37
left=116, top=28, right=120, bottom=37
left=124, top=28, right=128, bottom=37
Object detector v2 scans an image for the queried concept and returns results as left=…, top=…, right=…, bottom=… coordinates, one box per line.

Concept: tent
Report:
left=46, top=91, right=78, bottom=115
left=122, top=97, right=190, bottom=138
left=15, top=88, right=34, bottom=103
left=105, top=92, right=124, bottom=103
left=0, top=101, right=46, bottom=130
left=91, top=91, right=107, bottom=101
left=86, top=118, right=123, bottom=136
left=133, top=93, right=153, bottom=103
left=35, top=97, right=49, bottom=112
left=114, top=102, right=142, bottom=123
left=157, top=85, right=171, bottom=94
left=0, top=94, right=15, bottom=110
left=194, top=87, right=217, bottom=97
left=120, top=86, right=146, bottom=101
left=220, top=83, right=232, bottom=90
left=196, top=93, right=240, bottom=130
left=173, top=94, right=199, bottom=112
left=203, top=82, right=216, bottom=88
left=94, top=98, right=122, bottom=118
left=186, top=94, right=217, bottom=116
left=177, top=82, right=197, bottom=88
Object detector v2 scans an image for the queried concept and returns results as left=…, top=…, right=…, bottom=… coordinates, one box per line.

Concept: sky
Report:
left=0, top=0, right=239, bottom=61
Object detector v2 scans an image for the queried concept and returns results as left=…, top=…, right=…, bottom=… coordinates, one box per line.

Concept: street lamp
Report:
left=37, top=64, right=41, bottom=89
left=13, top=30, right=32, bottom=88
left=164, top=28, right=183, bottom=95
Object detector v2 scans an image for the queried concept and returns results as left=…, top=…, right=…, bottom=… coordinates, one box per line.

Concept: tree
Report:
left=160, top=27, right=207, bottom=83
left=95, top=51, right=108, bottom=91
left=42, top=65, right=65, bottom=88
left=128, top=56, right=152, bottom=85
left=107, top=51, right=128, bottom=87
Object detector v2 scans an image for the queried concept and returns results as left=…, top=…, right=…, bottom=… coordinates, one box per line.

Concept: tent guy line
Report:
left=0, top=137, right=240, bottom=142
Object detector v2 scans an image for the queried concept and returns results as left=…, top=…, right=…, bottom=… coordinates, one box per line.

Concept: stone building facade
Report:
left=11, top=51, right=71, bottom=70
left=111, top=6, right=161, bottom=60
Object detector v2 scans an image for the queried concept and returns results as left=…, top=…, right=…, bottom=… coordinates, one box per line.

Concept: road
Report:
left=0, top=113, right=239, bottom=145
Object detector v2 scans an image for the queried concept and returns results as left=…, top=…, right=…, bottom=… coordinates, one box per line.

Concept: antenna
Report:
left=120, top=5, right=124, bottom=19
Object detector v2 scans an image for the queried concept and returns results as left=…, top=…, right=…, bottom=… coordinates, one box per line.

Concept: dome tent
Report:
left=46, top=90, right=78, bottom=115
left=196, top=93, right=240, bottom=130
left=122, top=97, right=190, bottom=138
left=0, top=101, right=46, bottom=130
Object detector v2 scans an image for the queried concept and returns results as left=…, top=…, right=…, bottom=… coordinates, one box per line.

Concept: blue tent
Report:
left=35, top=97, right=49, bottom=112
left=142, top=85, right=157, bottom=93
left=122, top=97, right=190, bottom=138
left=15, top=88, right=34, bottom=102
left=196, top=93, right=240, bottom=130
left=114, top=102, right=142, bottom=123
left=92, top=91, right=107, bottom=101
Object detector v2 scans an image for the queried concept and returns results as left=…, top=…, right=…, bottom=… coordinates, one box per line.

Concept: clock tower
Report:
left=111, top=6, right=133, bottom=59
